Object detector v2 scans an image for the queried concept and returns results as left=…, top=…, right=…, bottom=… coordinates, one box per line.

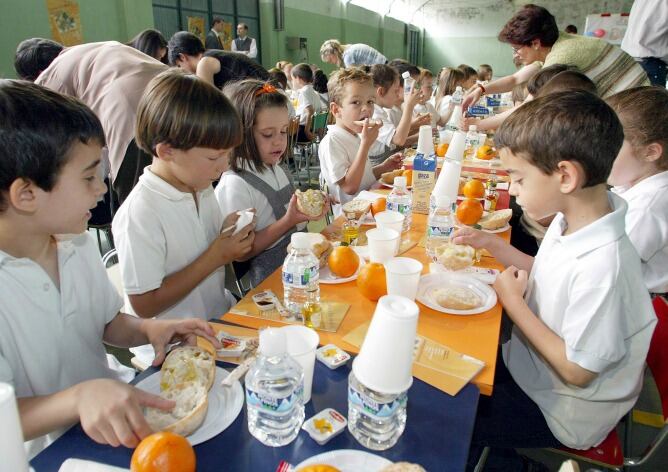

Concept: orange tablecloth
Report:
left=222, top=210, right=510, bottom=396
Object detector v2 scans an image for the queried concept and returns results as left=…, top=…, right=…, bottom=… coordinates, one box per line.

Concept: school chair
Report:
left=475, top=296, right=668, bottom=471
left=294, top=110, right=329, bottom=189
left=229, top=261, right=253, bottom=297
left=319, top=177, right=334, bottom=226
left=88, top=177, right=117, bottom=255
left=284, top=116, right=301, bottom=177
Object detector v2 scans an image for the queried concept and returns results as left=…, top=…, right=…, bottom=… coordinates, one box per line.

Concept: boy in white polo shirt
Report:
left=454, top=91, right=657, bottom=471
left=291, top=63, right=323, bottom=142
left=0, top=80, right=222, bottom=457
left=318, top=67, right=403, bottom=217
left=113, top=70, right=255, bottom=367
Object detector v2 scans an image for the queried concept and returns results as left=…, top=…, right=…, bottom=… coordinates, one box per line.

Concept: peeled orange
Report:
left=328, top=246, right=360, bottom=278
left=131, top=432, right=195, bottom=472
left=356, top=262, right=387, bottom=301
left=456, top=198, right=484, bottom=225
left=436, top=142, right=449, bottom=157
left=462, top=179, right=485, bottom=199
left=476, top=144, right=496, bottom=160
left=370, top=197, right=386, bottom=216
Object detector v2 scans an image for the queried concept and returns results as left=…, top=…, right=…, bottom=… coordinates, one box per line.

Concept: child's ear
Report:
left=154, top=142, right=175, bottom=161
left=7, top=178, right=39, bottom=213
left=376, top=86, right=386, bottom=98
left=556, top=160, right=583, bottom=194
left=644, top=142, right=663, bottom=163
left=330, top=101, right=341, bottom=119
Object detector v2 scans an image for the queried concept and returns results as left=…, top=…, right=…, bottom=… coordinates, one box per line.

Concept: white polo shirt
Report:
left=295, top=84, right=322, bottom=125
left=113, top=168, right=234, bottom=364
left=0, top=233, right=122, bottom=457
left=318, top=124, right=377, bottom=217
left=613, top=170, right=668, bottom=293
left=369, top=104, right=397, bottom=160
left=215, top=165, right=305, bottom=250
left=503, top=193, right=656, bottom=449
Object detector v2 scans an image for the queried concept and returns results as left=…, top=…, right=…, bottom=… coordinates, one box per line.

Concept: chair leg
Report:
left=474, top=446, right=490, bottom=472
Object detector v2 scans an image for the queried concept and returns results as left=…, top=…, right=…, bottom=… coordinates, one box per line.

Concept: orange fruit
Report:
left=476, top=144, right=495, bottom=160
left=328, top=245, right=360, bottom=278
left=402, top=169, right=413, bottom=186
left=356, top=262, right=387, bottom=301
left=370, top=197, right=386, bottom=216
left=131, top=432, right=195, bottom=472
left=436, top=142, right=449, bottom=157
left=456, top=198, right=484, bottom=225
left=462, top=179, right=485, bottom=199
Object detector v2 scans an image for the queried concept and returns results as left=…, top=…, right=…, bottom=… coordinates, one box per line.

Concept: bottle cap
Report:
left=401, top=71, right=411, bottom=79
left=290, top=232, right=311, bottom=249
left=393, top=176, right=407, bottom=188
left=469, top=125, right=477, bottom=132
left=259, top=328, right=286, bottom=357
left=455, top=86, right=463, bottom=92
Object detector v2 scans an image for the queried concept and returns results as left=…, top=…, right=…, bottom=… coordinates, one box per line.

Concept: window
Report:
left=152, top=0, right=261, bottom=63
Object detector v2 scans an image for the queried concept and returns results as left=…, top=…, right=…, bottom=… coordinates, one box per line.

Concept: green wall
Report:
left=259, top=0, right=407, bottom=75
left=0, top=0, right=154, bottom=79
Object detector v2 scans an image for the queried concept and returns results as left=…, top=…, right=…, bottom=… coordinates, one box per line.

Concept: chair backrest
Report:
left=102, top=248, right=124, bottom=301
left=311, top=111, right=329, bottom=133
left=648, top=296, right=668, bottom=420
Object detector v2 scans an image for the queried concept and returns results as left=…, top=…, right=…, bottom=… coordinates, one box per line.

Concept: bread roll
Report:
left=145, top=382, right=208, bottom=437
left=478, top=209, right=512, bottom=231
left=434, top=243, right=476, bottom=271
left=287, top=233, right=332, bottom=268
left=160, top=346, right=215, bottom=391
left=381, top=169, right=404, bottom=185
left=341, top=199, right=371, bottom=220
left=296, top=189, right=326, bottom=218
left=434, top=286, right=481, bottom=311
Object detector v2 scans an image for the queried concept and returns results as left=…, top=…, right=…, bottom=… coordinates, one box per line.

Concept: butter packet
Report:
left=216, top=331, right=247, bottom=357
left=302, top=408, right=347, bottom=445
left=316, top=344, right=350, bottom=369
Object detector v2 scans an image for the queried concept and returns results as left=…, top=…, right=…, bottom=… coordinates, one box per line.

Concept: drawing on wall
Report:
left=221, top=21, right=234, bottom=50
left=46, top=0, right=82, bottom=46
left=187, top=16, right=206, bottom=44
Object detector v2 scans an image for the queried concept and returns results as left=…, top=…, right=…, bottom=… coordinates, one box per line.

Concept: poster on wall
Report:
left=221, top=21, right=234, bottom=50
left=46, top=0, right=82, bottom=46
left=187, top=16, right=206, bottom=44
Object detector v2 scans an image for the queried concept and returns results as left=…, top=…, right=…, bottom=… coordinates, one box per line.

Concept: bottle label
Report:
left=282, top=264, right=319, bottom=287
left=428, top=225, right=454, bottom=238
left=348, top=384, right=407, bottom=420
left=386, top=202, right=411, bottom=216
left=246, top=383, right=303, bottom=415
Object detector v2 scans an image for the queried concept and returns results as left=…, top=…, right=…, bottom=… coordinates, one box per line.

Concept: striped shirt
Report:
left=542, top=33, right=649, bottom=97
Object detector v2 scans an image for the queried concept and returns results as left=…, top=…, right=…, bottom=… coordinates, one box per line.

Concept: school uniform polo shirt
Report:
left=318, top=124, right=377, bottom=217
left=0, top=233, right=122, bottom=457
left=613, top=170, right=668, bottom=293
left=503, top=193, right=656, bottom=449
left=113, top=168, right=233, bottom=364
left=369, top=104, right=397, bottom=160
left=295, top=84, right=322, bottom=126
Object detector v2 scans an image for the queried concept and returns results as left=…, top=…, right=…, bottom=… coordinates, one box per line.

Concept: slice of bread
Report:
left=160, top=346, right=215, bottom=391
left=434, top=286, right=482, bottom=311
left=478, top=209, right=512, bottom=231
left=145, top=381, right=208, bottom=437
left=434, top=243, right=476, bottom=271
left=341, top=199, right=371, bottom=220
left=296, top=189, right=326, bottom=218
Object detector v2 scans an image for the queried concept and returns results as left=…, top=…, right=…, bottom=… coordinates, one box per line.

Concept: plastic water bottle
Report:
left=386, top=176, right=412, bottom=232
left=426, top=194, right=455, bottom=260
left=348, top=371, right=408, bottom=451
left=402, top=71, right=414, bottom=98
left=246, top=328, right=305, bottom=446
left=282, top=233, right=320, bottom=316
left=445, top=86, right=464, bottom=131
left=465, top=125, right=481, bottom=159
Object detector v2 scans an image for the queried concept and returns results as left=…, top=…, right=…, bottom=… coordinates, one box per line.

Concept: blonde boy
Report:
left=113, top=70, right=255, bottom=366
left=318, top=68, right=403, bottom=216
left=455, top=91, right=656, bottom=470
left=0, top=80, right=221, bottom=457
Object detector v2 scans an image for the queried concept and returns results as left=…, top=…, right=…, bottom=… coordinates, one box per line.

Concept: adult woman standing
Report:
left=320, top=39, right=387, bottom=68
left=462, top=4, right=649, bottom=109
left=126, top=29, right=168, bottom=63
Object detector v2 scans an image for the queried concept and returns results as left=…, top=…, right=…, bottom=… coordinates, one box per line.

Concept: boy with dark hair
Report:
left=536, top=69, right=597, bottom=97
left=291, top=63, right=324, bottom=142
left=455, top=91, right=656, bottom=470
left=0, top=79, right=221, bottom=457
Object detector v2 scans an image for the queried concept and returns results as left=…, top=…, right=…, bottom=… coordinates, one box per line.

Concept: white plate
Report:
left=320, top=260, right=362, bottom=284
left=417, top=272, right=497, bottom=315
left=135, top=366, right=244, bottom=446
left=454, top=214, right=511, bottom=234
left=295, top=449, right=393, bottom=471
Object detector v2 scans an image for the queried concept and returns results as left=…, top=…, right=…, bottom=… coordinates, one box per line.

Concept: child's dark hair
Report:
left=495, top=91, right=623, bottom=187
left=291, top=63, right=313, bottom=83
left=127, top=29, right=168, bottom=63
left=536, top=70, right=597, bottom=97
left=388, top=59, right=420, bottom=79
left=313, top=70, right=328, bottom=94
left=477, top=64, right=493, bottom=81
left=135, top=69, right=241, bottom=156
left=369, top=64, right=399, bottom=91
left=14, top=38, right=63, bottom=81
left=0, top=80, right=105, bottom=211
left=167, top=31, right=205, bottom=66
left=526, top=64, right=574, bottom=95
left=606, top=86, right=668, bottom=171
left=458, top=64, right=478, bottom=81
left=268, top=67, right=288, bottom=90
left=222, top=79, right=289, bottom=173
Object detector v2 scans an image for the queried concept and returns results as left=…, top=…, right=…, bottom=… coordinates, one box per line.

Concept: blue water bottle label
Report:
left=282, top=265, right=319, bottom=287
left=428, top=225, right=453, bottom=238
left=348, top=385, right=407, bottom=420
left=387, top=202, right=411, bottom=215
left=246, top=384, right=303, bottom=416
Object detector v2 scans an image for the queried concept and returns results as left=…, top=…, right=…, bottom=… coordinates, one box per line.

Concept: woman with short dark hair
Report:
left=127, top=29, right=168, bottom=63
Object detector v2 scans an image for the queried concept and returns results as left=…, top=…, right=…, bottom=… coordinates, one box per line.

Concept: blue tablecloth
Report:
left=32, top=359, right=479, bottom=471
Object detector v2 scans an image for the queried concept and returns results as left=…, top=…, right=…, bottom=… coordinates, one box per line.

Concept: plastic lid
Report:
left=469, top=125, right=477, bottom=132
left=434, top=194, right=452, bottom=209
left=259, top=328, right=286, bottom=357
left=401, top=71, right=411, bottom=79
left=455, top=86, right=463, bottom=91
left=290, top=232, right=311, bottom=249
left=393, top=176, right=407, bottom=188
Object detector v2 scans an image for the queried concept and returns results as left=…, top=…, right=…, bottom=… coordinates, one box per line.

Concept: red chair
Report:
left=549, top=296, right=668, bottom=470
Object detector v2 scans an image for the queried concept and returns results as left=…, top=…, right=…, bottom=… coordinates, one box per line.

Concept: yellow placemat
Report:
left=229, top=296, right=350, bottom=333
left=342, top=322, right=484, bottom=396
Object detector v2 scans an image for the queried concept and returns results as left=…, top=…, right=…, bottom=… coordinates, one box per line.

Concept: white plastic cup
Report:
left=438, top=128, right=453, bottom=144
left=385, top=257, right=423, bottom=301
left=352, top=295, right=419, bottom=394
left=366, top=228, right=400, bottom=263
left=433, top=158, right=463, bottom=204
left=374, top=210, right=404, bottom=255
left=280, top=325, right=319, bottom=403
left=445, top=130, right=466, bottom=162
left=0, top=383, right=29, bottom=472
